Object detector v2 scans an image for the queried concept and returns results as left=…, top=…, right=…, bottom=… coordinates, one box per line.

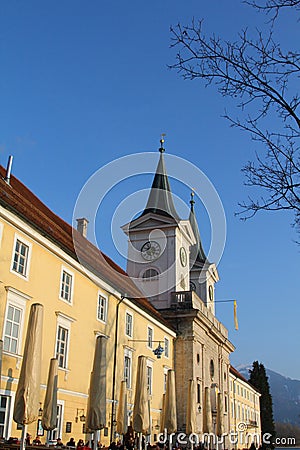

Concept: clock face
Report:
left=209, top=285, right=214, bottom=301
left=179, top=246, right=187, bottom=267
left=141, top=241, right=161, bottom=261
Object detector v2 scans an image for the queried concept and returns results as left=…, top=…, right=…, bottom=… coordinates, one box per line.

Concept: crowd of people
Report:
left=1, top=434, right=262, bottom=450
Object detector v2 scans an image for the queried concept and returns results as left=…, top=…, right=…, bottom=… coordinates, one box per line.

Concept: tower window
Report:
left=142, top=268, right=159, bottom=279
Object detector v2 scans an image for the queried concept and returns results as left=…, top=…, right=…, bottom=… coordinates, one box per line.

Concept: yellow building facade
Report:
left=0, top=149, right=262, bottom=449
left=229, top=366, right=261, bottom=449
left=0, top=166, right=176, bottom=444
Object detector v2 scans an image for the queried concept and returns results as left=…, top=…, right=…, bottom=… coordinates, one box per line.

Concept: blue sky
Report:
left=1, top=1, right=299, bottom=379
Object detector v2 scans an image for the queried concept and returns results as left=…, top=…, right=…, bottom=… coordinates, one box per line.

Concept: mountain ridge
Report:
left=237, top=364, right=300, bottom=425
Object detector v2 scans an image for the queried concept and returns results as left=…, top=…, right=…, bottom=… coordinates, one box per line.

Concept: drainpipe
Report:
left=232, top=376, right=238, bottom=450
left=110, top=295, right=126, bottom=443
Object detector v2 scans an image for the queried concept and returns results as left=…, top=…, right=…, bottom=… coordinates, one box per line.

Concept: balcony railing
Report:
left=170, top=290, right=229, bottom=339
left=171, top=291, right=193, bottom=308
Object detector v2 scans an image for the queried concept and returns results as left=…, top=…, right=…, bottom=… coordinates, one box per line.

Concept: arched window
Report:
left=142, top=268, right=159, bottom=279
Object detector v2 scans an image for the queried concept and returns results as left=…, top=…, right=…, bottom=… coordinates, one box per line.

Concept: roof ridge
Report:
left=0, top=165, right=173, bottom=329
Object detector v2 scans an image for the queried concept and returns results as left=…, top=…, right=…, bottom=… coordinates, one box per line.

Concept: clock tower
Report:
left=122, top=138, right=195, bottom=310
left=123, top=139, right=234, bottom=438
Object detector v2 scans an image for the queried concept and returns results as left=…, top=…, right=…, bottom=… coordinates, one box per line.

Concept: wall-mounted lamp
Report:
left=75, top=409, right=86, bottom=423
left=197, top=405, right=202, bottom=413
left=153, top=342, right=164, bottom=359
left=128, top=339, right=165, bottom=359
left=38, top=403, right=43, bottom=417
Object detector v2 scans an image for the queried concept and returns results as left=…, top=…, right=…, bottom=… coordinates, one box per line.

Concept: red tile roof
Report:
left=0, top=166, right=173, bottom=330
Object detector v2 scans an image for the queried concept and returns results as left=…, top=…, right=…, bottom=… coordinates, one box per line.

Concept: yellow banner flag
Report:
left=233, top=300, right=239, bottom=330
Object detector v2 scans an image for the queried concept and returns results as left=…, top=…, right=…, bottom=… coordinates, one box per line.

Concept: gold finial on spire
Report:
left=159, top=133, right=166, bottom=153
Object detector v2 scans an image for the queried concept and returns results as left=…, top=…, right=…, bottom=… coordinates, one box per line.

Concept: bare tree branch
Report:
left=245, top=0, right=300, bottom=21
left=169, top=4, right=300, bottom=239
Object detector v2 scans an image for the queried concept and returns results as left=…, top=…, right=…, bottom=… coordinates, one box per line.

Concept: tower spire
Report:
left=138, top=136, right=180, bottom=221
left=189, top=192, right=207, bottom=264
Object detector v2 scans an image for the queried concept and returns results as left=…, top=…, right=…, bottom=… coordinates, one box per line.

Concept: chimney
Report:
left=4, top=155, right=14, bottom=184
left=76, top=218, right=89, bottom=238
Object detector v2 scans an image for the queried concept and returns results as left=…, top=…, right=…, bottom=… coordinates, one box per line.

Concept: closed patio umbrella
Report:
left=186, top=379, right=196, bottom=435
left=164, top=370, right=177, bottom=434
left=147, top=399, right=151, bottom=436
left=203, top=387, right=213, bottom=434
left=216, top=393, right=224, bottom=437
left=133, top=356, right=150, bottom=448
left=116, top=380, right=128, bottom=436
left=160, top=393, right=165, bottom=433
left=0, top=339, right=3, bottom=390
left=13, top=303, right=44, bottom=450
left=42, top=358, right=58, bottom=443
left=86, top=336, right=107, bottom=450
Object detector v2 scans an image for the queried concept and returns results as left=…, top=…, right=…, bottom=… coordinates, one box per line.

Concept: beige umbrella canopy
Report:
left=147, top=399, right=152, bottom=436
left=42, top=358, right=58, bottom=431
left=160, top=393, right=166, bottom=433
left=186, top=379, right=196, bottom=435
left=216, top=393, right=224, bottom=437
left=13, top=303, right=44, bottom=425
left=164, top=370, right=177, bottom=434
left=203, top=387, right=213, bottom=434
left=116, top=380, right=128, bottom=435
left=86, top=335, right=107, bottom=431
left=133, top=356, right=150, bottom=435
left=0, top=339, right=3, bottom=390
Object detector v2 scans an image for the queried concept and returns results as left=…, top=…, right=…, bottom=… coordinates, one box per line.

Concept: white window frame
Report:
left=55, top=313, right=74, bottom=370
left=0, top=389, right=15, bottom=440
left=0, top=394, right=10, bottom=439
left=0, top=222, right=4, bottom=248
left=224, top=394, right=228, bottom=414
left=125, top=311, right=133, bottom=337
left=164, top=337, right=170, bottom=358
left=146, top=361, right=153, bottom=395
left=163, top=368, right=169, bottom=393
left=147, top=326, right=154, bottom=349
left=47, top=400, right=64, bottom=442
left=10, top=233, right=32, bottom=280
left=124, top=348, right=132, bottom=389
left=2, top=288, right=29, bottom=356
left=59, top=266, right=74, bottom=305
left=97, top=292, right=108, bottom=323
